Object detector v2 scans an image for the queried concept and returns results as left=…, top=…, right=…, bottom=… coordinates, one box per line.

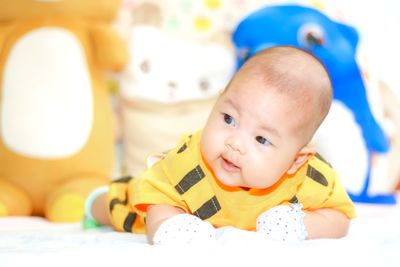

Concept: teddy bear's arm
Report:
left=0, top=24, right=12, bottom=54
left=90, top=23, right=129, bottom=72
left=0, top=33, right=3, bottom=53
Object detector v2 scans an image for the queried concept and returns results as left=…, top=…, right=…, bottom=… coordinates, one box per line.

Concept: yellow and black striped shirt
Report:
left=107, top=130, right=356, bottom=233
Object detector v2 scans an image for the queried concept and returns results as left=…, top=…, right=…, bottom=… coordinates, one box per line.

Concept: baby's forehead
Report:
left=243, top=47, right=327, bottom=79
left=224, top=82, right=307, bottom=118
left=229, top=69, right=308, bottom=102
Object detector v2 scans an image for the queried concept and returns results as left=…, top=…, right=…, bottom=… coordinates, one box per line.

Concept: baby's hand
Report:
left=256, top=204, right=308, bottom=242
left=153, top=214, right=216, bottom=245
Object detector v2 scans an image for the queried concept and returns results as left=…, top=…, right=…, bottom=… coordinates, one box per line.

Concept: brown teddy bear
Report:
left=0, top=0, right=128, bottom=221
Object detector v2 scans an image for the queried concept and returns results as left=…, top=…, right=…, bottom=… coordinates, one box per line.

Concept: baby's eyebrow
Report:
left=259, top=123, right=281, bottom=139
left=223, top=98, right=239, bottom=112
left=224, top=97, right=280, bottom=138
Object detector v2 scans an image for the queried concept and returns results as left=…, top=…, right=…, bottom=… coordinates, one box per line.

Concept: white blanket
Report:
left=1, top=202, right=399, bottom=267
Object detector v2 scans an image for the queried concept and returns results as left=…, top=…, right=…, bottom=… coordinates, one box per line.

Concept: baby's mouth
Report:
left=221, top=156, right=241, bottom=173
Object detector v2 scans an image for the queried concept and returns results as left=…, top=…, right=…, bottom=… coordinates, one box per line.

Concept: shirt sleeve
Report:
left=320, top=171, right=357, bottom=219
left=296, top=161, right=356, bottom=219
left=129, top=159, right=189, bottom=218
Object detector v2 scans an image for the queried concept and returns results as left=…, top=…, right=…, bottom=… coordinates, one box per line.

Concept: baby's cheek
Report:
left=241, top=166, right=260, bottom=187
left=246, top=161, right=276, bottom=188
left=200, top=141, right=215, bottom=165
left=203, top=134, right=219, bottom=155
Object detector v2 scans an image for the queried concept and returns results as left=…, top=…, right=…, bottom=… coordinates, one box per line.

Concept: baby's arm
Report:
left=146, top=204, right=185, bottom=243
left=146, top=204, right=216, bottom=244
left=256, top=204, right=350, bottom=241
left=303, top=208, right=350, bottom=239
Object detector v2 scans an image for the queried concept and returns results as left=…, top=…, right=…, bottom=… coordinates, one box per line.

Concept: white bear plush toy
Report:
left=115, top=2, right=235, bottom=176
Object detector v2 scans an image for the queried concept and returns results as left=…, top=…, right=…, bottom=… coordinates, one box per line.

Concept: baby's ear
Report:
left=286, top=146, right=316, bottom=175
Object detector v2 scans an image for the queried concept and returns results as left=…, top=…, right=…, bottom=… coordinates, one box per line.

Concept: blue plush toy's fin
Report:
left=349, top=153, right=397, bottom=205
left=349, top=192, right=397, bottom=205
left=336, top=22, right=359, bottom=53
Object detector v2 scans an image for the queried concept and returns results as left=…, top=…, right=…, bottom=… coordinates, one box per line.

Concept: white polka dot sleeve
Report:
left=152, top=214, right=216, bottom=245
left=256, top=204, right=308, bottom=242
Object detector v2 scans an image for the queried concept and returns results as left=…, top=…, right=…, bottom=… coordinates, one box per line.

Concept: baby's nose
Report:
left=226, top=136, right=246, bottom=154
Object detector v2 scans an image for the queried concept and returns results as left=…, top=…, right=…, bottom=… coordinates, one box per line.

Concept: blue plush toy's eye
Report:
left=298, top=23, right=325, bottom=48
left=237, top=47, right=250, bottom=61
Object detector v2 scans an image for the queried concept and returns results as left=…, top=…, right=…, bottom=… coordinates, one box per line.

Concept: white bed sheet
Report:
left=0, top=201, right=399, bottom=267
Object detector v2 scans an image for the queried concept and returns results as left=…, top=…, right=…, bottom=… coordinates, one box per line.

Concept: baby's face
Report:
left=201, top=77, right=308, bottom=189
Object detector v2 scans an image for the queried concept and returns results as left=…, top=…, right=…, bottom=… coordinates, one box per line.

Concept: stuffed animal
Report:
left=116, top=1, right=235, bottom=176
left=0, top=0, right=128, bottom=221
left=375, top=80, right=400, bottom=193
left=232, top=4, right=395, bottom=204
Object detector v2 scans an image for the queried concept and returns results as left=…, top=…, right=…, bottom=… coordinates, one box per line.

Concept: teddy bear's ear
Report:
left=132, top=2, right=162, bottom=27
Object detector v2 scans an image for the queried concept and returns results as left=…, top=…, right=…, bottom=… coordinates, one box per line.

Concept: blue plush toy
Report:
left=233, top=4, right=395, bottom=204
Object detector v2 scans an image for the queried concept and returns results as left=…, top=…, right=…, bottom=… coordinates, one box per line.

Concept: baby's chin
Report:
left=214, top=172, right=248, bottom=189
left=215, top=173, right=273, bottom=190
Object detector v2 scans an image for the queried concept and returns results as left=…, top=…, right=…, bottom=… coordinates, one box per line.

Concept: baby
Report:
left=86, top=46, right=356, bottom=244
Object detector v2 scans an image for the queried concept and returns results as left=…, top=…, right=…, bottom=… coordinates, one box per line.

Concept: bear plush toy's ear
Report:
left=91, top=23, right=129, bottom=71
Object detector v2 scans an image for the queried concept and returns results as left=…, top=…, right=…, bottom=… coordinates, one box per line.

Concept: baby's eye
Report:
left=223, top=113, right=235, bottom=127
left=255, top=136, right=271, bottom=145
